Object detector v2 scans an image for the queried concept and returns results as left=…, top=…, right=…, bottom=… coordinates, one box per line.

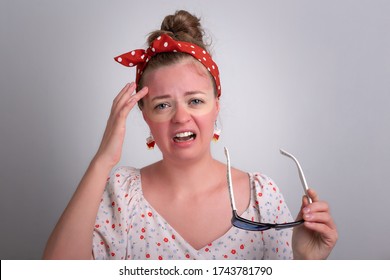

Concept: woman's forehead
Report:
left=142, top=59, right=214, bottom=98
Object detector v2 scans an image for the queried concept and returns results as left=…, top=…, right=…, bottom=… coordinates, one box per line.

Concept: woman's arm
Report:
left=42, top=159, right=112, bottom=259
left=42, top=83, right=148, bottom=259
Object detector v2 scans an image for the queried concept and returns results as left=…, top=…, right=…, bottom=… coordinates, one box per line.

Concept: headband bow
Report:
left=114, top=34, right=221, bottom=97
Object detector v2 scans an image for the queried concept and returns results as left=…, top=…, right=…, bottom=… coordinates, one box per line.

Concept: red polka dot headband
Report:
left=114, top=34, right=221, bottom=97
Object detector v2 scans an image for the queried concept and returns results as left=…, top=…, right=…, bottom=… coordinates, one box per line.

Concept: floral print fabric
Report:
left=92, top=167, right=293, bottom=260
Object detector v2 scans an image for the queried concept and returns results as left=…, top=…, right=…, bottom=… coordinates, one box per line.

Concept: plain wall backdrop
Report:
left=1, top=0, right=389, bottom=259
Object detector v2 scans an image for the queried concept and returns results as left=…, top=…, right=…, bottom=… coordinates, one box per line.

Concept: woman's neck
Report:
left=150, top=154, right=225, bottom=197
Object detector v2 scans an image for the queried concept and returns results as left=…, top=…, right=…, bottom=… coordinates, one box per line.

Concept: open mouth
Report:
left=173, top=131, right=196, bottom=143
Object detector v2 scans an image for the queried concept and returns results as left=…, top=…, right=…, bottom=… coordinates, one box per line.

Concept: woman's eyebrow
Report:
left=150, top=95, right=172, bottom=102
left=184, top=91, right=207, bottom=96
left=151, top=91, right=206, bottom=102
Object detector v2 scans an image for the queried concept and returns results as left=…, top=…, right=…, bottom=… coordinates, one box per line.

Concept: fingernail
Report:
left=303, top=213, right=312, bottom=220
left=303, top=207, right=310, bottom=213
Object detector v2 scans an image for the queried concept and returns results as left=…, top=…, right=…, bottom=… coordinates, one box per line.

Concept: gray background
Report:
left=1, top=0, right=389, bottom=260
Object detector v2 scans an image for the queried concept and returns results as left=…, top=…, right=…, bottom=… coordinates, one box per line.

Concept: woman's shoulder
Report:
left=105, top=166, right=142, bottom=195
left=230, top=167, right=250, bottom=187
left=110, top=166, right=140, bottom=178
left=108, top=166, right=141, bottom=184
left=247, top=171, right=284, bottom=197
left=250, top=172, right=274, bottom=185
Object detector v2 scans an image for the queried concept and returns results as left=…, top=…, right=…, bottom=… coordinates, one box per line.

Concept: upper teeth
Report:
left=175, top=132, right=194, bottom=138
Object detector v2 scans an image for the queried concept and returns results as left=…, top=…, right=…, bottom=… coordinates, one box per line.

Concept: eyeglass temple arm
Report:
left=224, top=147, right=238, bottom=211
left=280, top=149, right=312, bottom=204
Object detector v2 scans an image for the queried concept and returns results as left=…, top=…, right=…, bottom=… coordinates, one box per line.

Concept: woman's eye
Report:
left=154, top=103, right=170, bottom=110
left=190, top=99, right=204, bottom=105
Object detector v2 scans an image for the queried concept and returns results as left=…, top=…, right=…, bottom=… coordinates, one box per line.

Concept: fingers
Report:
left=301, top=191, right=337, bottom=233
left=127, top=86, right=149, bottom=106
left=304, top=216, right=338, bottom=250
left=95, top=84, right=149, bottom=167
left=303, top=221, right=337, bottom=244
left=302, top=208, right=331, bottom=224
left=293, top=187, right=339, bottom=258
left=104, top=83, right=136, bottom=136
left=295, top=196, right=306, bottom=221
left=118, top=86, right=149, bottom=119
left=111, top=82, right=136, bottom=115
left=295, top=192, right=312, bottom=220
left=297, top=188, right=320, bottom=214
left=111, top=83, right=148, bottom=118
left=301, top=198, right=338, bottom=247
left=116, top=82, right=137, bottom=109
left=108, top=85, right=149, bottom=136
left=303, top=199, right=329, bottom=215
left=112, top=82, right=134, bottom=106
left=304, top=212, right=337, bottom=232
left=297, top=188, right=336, bottom=228
left=307, top=188, right=320, bottom=203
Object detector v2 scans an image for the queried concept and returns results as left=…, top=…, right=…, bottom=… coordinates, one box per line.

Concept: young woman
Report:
left=43, top=10, right=337, bottom=260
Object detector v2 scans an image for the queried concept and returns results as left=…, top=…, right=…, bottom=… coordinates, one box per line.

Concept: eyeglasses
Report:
left=224, top=147, right=312, bottom=231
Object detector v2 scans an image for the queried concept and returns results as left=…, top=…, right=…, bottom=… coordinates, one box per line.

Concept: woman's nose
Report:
left=172, top=103, right=191, bottom=123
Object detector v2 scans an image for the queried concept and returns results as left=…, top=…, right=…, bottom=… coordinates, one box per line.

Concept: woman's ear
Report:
left=142, top=111, right=149, bottom=124
left=215, top=97, right=220, bottom=116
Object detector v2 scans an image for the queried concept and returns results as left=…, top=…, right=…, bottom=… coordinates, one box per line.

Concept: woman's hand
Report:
left=292, top=188, right=338, bottom=259
left=93, top=82, right=148, bottom=168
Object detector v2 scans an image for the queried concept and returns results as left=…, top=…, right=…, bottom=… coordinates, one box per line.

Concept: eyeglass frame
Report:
left=224, top=147, right=312, bottom=231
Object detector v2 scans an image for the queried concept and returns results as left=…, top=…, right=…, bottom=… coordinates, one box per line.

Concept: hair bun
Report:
left=147, top=10, right=208, bottom=51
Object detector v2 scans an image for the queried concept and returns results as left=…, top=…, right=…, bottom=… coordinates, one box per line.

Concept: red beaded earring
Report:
left=213, top=121, right=221, bottom=142
left=146, top=133, right=155, bottom=149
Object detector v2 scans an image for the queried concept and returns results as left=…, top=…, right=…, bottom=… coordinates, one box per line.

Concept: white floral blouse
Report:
left=92, top=167, right=294, bottom=260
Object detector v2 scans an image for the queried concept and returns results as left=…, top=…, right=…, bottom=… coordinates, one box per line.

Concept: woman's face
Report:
left=141, top=58, right=219, bottom=162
